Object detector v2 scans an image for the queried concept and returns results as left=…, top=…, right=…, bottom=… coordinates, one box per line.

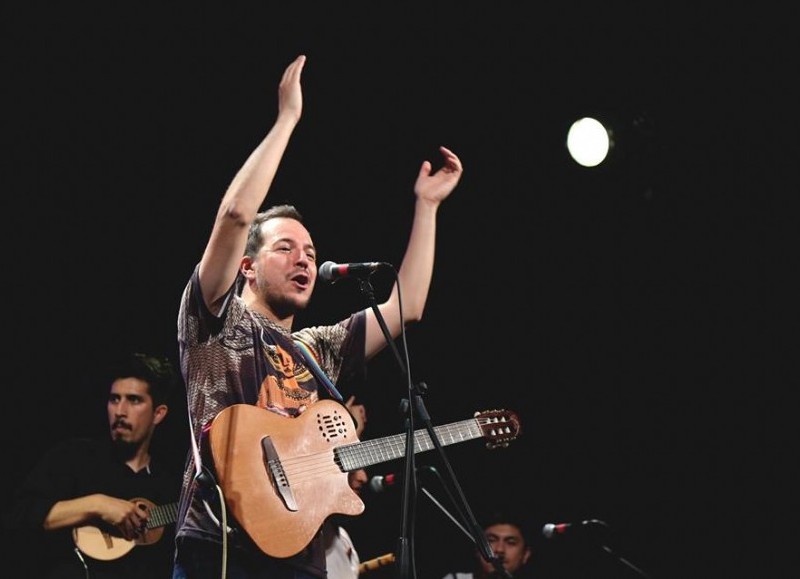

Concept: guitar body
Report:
left=207, top=400, right=520, bottom=559
left=72, top=498, right=165, bottom=561
left=208, top=400, right=364, bottom=559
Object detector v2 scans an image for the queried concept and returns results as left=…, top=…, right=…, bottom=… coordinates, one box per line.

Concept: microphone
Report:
left=318, top=261, right=388, bottom=283
left=368, top=472, right=398, bottom=494
left=368, top=466, right=437, bottom=493
left=542, top=519, right=609, bottom=539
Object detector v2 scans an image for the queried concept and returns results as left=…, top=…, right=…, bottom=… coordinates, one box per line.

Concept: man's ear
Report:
left=153, top=404, right=169, bottom=426
left=240, top=255, right=256, bottom=280
left=522, top=545, right=532, bottom=565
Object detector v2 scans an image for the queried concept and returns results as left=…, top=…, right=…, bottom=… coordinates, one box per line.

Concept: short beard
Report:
left=271, top=296, right=304, bottom=320
left=263, top=289, right=307, bottom=321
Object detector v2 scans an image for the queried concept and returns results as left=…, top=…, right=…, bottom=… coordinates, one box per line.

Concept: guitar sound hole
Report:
left=317, top=412, right=349, bottom=441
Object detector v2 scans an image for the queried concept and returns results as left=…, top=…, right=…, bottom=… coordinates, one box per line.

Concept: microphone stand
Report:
left=590, top=535, right=653, bottom=579
left=356, top=275, right=505, bottom=578
left=410, top=393, right=508, bottom=578
left=357, top=277, right=407, bottom=375
left=356, top=276, right=412, bottom=578
left=598, top=544, right=653, bottom=579
left=419, top=484, right=510, bottom=578
left=568, top=523, right=654, bottom=579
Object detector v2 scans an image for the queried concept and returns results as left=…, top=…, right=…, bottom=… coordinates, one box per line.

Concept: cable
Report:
left=214, top=483, right=228, bottom=579
left=73, top=546, right=90, bottom=579
left=187, top=401, right=231, bottom=579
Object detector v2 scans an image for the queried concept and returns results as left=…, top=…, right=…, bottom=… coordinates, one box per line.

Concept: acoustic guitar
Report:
left=206, top=399, right=521, bottom=558
left=72, top=499, right=177, bottom=561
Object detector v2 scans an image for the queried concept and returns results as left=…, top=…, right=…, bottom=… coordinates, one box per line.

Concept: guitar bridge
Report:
left=261, top=436, right=298, bottom=512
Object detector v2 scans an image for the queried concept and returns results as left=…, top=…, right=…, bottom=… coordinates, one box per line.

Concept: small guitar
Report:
left=207, top=399, right=521, bottom=558
left=72, top=498, right=178, bottom=561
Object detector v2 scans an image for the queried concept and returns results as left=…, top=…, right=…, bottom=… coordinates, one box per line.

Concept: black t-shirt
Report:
left=6, top=437, right=181, bottom=579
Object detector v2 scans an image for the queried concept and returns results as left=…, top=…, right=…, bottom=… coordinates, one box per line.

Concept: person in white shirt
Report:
left=324, top=396, right=368, bottom=578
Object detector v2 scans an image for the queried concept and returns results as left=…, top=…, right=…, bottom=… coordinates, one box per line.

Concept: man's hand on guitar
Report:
left=345, top=395, right=367, bottom=437
left=73, top=498, right=177, bottom=560
left=95, top=495, right=150, bottom=540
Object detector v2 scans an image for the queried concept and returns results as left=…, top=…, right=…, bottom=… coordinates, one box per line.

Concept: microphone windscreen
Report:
left=368, top=476, right=384, bottom=493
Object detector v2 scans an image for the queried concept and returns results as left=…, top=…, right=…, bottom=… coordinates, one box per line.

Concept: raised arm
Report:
left=198, top=55, right=306, bottom=314
left=364, top=146, right=463, bottom=359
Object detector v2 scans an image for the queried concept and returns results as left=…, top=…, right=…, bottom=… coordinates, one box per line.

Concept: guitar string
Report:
left=147, top=503, right=178, bottom=528
left=277, top=420, right=480, bottom=481
left=274, top=417, right=517, bottom=484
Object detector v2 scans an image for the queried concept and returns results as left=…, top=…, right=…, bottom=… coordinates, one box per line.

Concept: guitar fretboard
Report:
left=334, top=418, right=483, bottom=471
left=147, top=503, right=178, bottom=529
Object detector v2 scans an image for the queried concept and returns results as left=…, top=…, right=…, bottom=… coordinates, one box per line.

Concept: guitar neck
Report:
left=335, top=418, right=482, bottom=472
left=146, top=502, right=178, bottom=530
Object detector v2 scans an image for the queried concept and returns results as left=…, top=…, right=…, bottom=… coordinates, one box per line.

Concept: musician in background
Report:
left=5, top=351, right=182, bottom=579
left=441, top=510, right=533, bottom=579
left=172, top=53, right=463, bottom=579
left=324, top=469, right=369, bottom=578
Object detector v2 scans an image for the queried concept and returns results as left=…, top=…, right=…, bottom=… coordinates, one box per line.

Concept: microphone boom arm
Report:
left=357, top=277, right=407, bottom=376
left=411, top=392, right=508, bottom=577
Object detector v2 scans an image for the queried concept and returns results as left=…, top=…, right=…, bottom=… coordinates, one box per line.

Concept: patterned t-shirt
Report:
left=174, top=265, right=365, bottom=577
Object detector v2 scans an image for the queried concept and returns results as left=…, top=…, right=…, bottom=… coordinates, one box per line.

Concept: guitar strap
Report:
left=188, top=335, right=342, bottom=478
left=292, top=338, right=344, bottom=402
left=184, top=315, right=344, bottom=535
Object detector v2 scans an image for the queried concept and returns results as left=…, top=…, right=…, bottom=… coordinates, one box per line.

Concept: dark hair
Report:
left=243, top=204, right=305, bottom=259
left=109, top=352, right=178, bottom=408
left=479, top=508, right=532, bottom=548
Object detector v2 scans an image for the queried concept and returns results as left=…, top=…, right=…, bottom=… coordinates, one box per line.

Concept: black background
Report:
left=4, top=4, right=797, bottom=578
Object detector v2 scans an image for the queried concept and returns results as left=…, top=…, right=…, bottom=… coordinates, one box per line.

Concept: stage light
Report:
left=566, top=117, right=612, bottom=167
